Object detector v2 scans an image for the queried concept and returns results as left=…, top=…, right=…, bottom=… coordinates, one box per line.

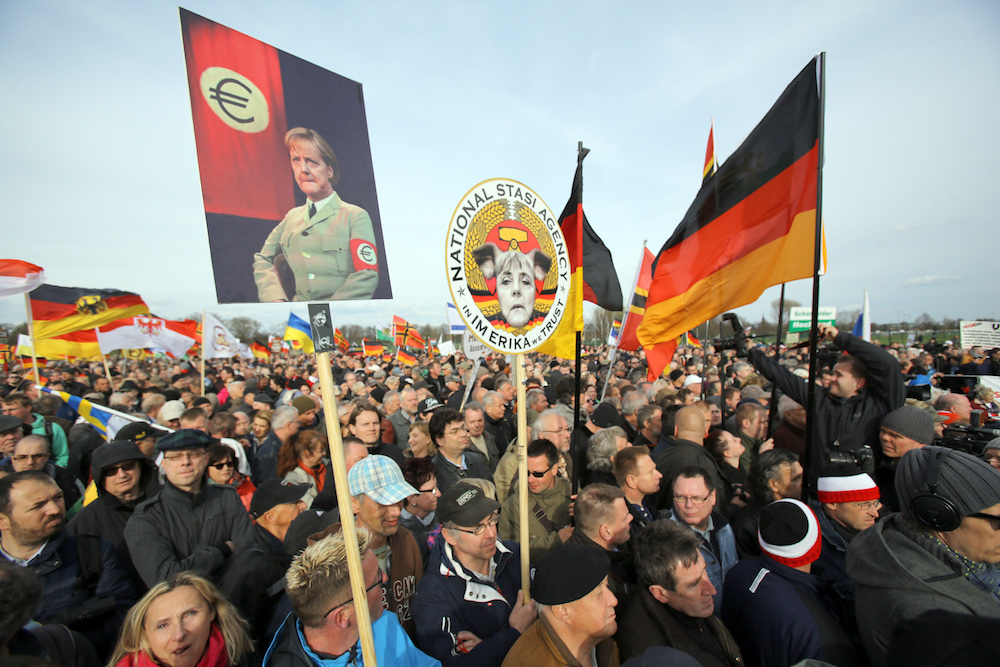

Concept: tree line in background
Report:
left=0, top=301, right=992, bottom=353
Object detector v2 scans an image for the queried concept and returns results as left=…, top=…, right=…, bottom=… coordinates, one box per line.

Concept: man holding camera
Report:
left=747, top=323, right=905, bottom=488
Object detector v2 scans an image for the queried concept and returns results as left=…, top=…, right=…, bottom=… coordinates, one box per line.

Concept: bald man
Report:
left=653, top=406, right=731, bottom=513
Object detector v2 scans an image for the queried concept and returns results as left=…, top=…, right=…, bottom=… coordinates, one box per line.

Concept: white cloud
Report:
left=903, top=276, right=960, bottom=287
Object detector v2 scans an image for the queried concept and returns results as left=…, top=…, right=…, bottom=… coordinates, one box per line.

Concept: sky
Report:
left=2, top=0, right=998, bottom=338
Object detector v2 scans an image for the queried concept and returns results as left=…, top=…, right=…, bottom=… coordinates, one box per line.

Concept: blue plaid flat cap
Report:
left=348, top=455, right=418, bottom=506
left=157, top=428, right=213, bottom=452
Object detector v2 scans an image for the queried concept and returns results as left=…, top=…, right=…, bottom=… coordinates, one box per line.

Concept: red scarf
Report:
left=299, top=461, right=326, bottom=493
left=116, top=624, right=229, bottom=667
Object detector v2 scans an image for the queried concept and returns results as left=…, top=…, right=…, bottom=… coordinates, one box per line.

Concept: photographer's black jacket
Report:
left=748, top=330, right=905, bottom=485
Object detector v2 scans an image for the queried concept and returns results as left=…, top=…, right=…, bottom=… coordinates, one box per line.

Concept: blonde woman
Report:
left=108, top=571, right=252, bottom=667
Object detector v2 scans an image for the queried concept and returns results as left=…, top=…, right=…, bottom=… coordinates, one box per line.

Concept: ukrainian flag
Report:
left=283, top=312, right=315, bottom=354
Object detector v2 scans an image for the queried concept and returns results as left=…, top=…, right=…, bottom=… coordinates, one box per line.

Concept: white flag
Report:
left=203, top=313, right=253, bottom=359
left=16, top=334, right=33, bottom=356
left=97, top=316, right=197, bottom=358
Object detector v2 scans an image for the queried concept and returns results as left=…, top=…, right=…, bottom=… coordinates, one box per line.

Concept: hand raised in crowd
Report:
left=507, top=589, right=538, bottom=633
left=758, top=438, right=775, bottom=454
left=817, top=323, right=840, bottom=341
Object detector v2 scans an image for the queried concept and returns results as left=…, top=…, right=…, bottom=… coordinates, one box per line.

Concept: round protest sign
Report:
left=446, top=178, right=570, bottom=354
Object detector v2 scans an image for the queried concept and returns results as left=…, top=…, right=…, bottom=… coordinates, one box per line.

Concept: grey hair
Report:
left=271, top=405, right=300, bottom=431
left=587, top=426, right=626, bottom=472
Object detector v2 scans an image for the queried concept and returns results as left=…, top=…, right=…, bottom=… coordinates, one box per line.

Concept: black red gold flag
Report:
left=617, top=248, right=654, bottom=352
left=536, top=160, right=623, bottom=359
left=639, top=59, right=820, bottom=379
left=30, top=285, right=148, bottom=341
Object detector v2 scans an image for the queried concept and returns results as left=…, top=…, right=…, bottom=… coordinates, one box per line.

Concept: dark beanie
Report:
left=896, top=445, right=1000, bottom=519
left=758, top=499, right=821, bottom=567
left=881, top=405, right=935, bottom=445
left=533, top=543, right=610, bottom=605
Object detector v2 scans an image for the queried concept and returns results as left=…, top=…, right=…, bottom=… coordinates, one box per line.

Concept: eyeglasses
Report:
left=851, top=499, right=882, bottom=512
left=323, top=569, right=387, bottom=618
left=527, top=465, right=555, bottom=478
left=12, top=453, right=47, bottom=462
left=673, top=493, right=713, bottom=505
left=106, top=460, right=139, bottom=475
left=417, top=486, right=438, bottom=495
left=448, top=511, right=501, bottom=536
left=969, top=512, right=1000, bottom=529
left=210, top=461, right=236, bottom=470
left=163, top=450, right=207, bottom=462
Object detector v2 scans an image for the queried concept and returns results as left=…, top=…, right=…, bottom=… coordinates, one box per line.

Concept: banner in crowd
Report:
left=640, top=58, right=821, bottom=378
left=446, top=179, right=572, bottom=354
left=960, top=321, right=1000, bottom=350
left=179, top=9, right=392, bottom=304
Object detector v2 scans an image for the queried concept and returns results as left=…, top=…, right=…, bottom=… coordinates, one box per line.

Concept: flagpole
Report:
left=23, top=294, right=39, bottom=384
left=571, top=141, right=589, bottom=496
left=767, top=283, right=787, bottom=433
left=802, top=53, right=827, bottom=500
left=314, top=348, right=378, bottom=666
left=97, top=327, right=113, bottom=388
left=514, top=353, right=531, bottom=601
left=601, top=239, right=647, bottom=400
left=200, top=310, right=207, bottom=396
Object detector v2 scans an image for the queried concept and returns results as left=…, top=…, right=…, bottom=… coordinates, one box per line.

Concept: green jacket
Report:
left=499, top=477, right=571, bottom=564
left=253, top=192, right=379, bottom=302
left=32, top=412, right=69, bottom=467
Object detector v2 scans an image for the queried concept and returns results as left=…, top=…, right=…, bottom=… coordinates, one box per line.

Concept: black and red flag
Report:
left=639, top=59, right=821, bottom=379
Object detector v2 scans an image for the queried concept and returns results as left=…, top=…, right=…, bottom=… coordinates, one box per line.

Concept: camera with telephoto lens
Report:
left=715, top=313, right=754, bottom=358
left=827, top=444, right=876, bottom=476
left=934, top=410, right=1000, bottom=457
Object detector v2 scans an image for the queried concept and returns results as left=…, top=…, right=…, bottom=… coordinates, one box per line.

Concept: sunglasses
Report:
left=527, top=464, right=555, bottom=478
left=210, top=461, right=236, bottom=470
left=106, top=460, right=139, bottom=476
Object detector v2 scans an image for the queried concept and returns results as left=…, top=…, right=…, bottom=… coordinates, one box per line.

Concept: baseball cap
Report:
left=116, top=421, right=169, bottom=443
left=250, top=479, right=310, bottom=518
left=438, top=482, right=500, bottom=527
left=418, top=397, right=443, bottom=416
left=348, top=455, right=417, bottom=506
left=160, top=400, right=186, bottom=422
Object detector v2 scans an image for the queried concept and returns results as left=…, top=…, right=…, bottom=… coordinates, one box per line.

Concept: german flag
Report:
left=397, top=349, right=417, bottom=366
left=34, top=329, right=102, bottom=359
left=363, top=339, right=383, bottom=357
left=639, top=59, right=820, bottom=379
left=703, top=121, right=718, bottom=185
left=617, top=247, right=654, bottom=352
left=535, top=158, right=623, bottom=360
left=382, top=352, right=393, bottom=363
left=334, top=328, right=349, bottom=352
left=30, top=285, right=148, bottom=341
left=251, top=342, right=271, bottom=359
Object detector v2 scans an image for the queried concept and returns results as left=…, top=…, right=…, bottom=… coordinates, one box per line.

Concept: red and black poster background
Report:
left=180, top=9, right=392, bottom=302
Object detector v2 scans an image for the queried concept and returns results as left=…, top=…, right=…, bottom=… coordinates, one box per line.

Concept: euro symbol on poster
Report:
left=446, top=178, right=569, bottom=354
left=199, top=66, right=270, bottom=133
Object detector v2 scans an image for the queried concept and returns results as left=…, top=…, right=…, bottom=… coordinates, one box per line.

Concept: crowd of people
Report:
left=1, top=325, right=1000, bottom=667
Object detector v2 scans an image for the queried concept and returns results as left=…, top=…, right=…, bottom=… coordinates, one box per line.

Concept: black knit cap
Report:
left=533, top=543, right=610, bottom=605
left=881, top=405, right=935, bottom=445
left=590, top=402, right=622, bottom=429
left=896, top=445, right=1000, bottom=518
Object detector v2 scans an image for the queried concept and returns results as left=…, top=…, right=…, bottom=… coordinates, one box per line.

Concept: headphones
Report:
left=909, top=448, right=963, bottom=532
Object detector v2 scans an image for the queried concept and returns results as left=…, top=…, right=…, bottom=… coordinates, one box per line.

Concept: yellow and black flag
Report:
left=30, top=285, right=148, bottom=341
left=639, top=58, right=821, bottom=379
